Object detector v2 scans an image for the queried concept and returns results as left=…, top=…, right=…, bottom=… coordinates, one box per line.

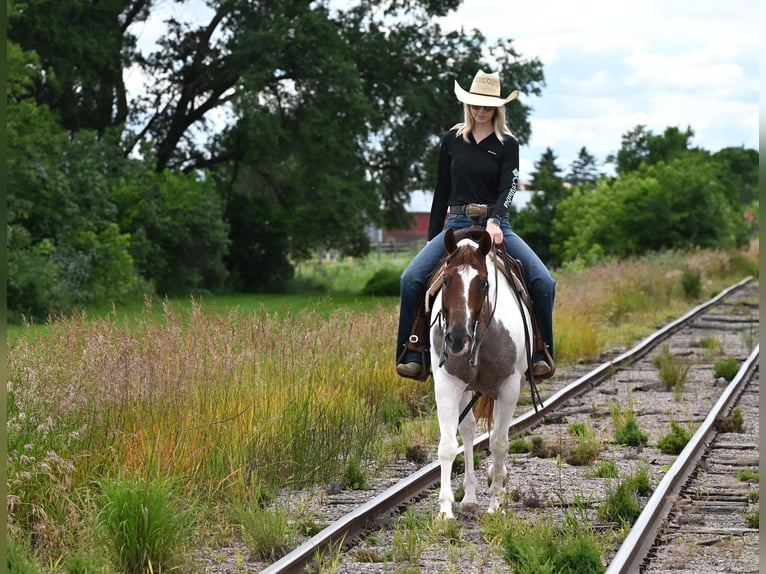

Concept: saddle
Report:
left=397, top=226, right=550, bottom=382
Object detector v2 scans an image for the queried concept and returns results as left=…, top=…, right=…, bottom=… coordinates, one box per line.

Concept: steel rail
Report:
left=605, top=343, right=759, bottom=574
left=261, top=277, right=753, bottom=574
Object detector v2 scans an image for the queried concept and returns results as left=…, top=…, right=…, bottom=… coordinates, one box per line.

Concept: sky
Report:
left=435, top=0, right=759, bottom=178
left=127, top=0, right=760, bottom=181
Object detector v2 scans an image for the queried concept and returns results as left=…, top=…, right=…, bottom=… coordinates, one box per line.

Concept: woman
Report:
left=396, top=69, right=556, bottom=380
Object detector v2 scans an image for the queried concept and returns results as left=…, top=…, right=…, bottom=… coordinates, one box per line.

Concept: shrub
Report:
left=713, top=356, right=740, bottom=381
left=680, top=268, right=701, bottom=298
left=598, top=468, right=651, bottom=526
left=361, top=268, right=402, bottom=296
left=657, top=421, right=692, bottom=455
left=610, top=402, right=648, bottom=447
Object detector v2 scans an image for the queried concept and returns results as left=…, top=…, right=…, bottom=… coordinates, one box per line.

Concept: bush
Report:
left=361, top=268, right=402, bottom=296
left=714, top=356, right=740, bottom=381
left=680, top=268, right=701, bottom=298
left=657, top=421, right=692, bottom=454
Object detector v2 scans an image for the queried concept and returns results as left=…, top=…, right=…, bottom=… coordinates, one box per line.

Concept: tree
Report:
left=566, top=146, right=600, bottom=188
left=9, top=0, right=546, bottom=295
left=551, top=154, right=739, bottom=263
left=609, top=125, right=695, bottom=176
left=512, top=148, right=567, bottom=265
left=8, top=0, right=151, bottom=133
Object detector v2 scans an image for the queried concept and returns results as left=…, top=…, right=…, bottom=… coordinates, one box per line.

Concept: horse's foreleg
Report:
left=458, top=400, right=478, bottom=512
left=486, top=383, right=520, bottom=513
left=436, top=380, right=462, bottom=519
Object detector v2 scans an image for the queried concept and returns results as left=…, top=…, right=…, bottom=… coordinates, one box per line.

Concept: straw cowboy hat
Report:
left=454, top=70, right=519, bottom=107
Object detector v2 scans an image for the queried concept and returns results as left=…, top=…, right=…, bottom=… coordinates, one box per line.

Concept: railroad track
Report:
left=205, top=277, right=759, bottom=573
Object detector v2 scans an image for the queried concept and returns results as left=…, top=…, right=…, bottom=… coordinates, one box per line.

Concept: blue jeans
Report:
left=397, top=214, right=555, bottom=363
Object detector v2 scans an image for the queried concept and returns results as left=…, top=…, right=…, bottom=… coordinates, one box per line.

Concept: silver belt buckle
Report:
left=464, top=203, right=486, bottom=218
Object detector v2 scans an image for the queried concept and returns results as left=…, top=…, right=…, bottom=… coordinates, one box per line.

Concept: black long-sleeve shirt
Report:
left=427, top=128, right=520, bottom=241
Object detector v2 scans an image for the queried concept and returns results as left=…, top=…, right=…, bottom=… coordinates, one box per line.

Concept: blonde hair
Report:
left=454, top=104, right=513, bottom=142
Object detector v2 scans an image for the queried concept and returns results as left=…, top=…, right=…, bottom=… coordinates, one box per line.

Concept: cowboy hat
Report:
left=454, top=70, right=519, bottom=107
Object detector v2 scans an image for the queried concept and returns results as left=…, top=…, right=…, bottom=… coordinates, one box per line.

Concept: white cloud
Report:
left=437, top=0, right=758, bottom=175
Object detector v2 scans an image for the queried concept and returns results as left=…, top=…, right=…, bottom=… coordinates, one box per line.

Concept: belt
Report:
left=448, top=203, right=495, bottom=218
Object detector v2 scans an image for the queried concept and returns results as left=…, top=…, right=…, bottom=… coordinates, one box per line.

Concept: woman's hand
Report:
left=486, top=220, right=504, bottom=244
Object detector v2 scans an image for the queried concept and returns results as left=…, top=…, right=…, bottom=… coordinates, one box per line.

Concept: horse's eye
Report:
left=479, top=278, right=489, bottom=291
left=443, top=276, right=450, bottom=287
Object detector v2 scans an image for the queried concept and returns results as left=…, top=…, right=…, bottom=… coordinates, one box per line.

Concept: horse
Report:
left=429, top=227, right=532, bottom=518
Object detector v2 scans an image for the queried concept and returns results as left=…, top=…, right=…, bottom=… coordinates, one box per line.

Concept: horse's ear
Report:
left=478, top=231, right=492, bottom=256
left=444, top=228, right=457, bottom=254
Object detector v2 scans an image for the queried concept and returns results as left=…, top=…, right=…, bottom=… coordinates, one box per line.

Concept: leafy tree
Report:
left=9, top=1, right=547, bottom=298
left=609, top=125, right=695, bottom=176
left=8, top=0, right=150, bottom=133
left=112, top=168, right=229, bottom=296
left=552, top=154, right=739, bottom=263
left=710, top=146, right=759, bottom=205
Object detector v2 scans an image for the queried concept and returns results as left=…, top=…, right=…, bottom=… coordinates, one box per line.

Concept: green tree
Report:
left=609, top=125, right=696, bottom=176
left=10, top=0, right=546, bottom=295
left=512, top=148, right=567, bottom=265
left=552, top=154, right=738, bottom=263
left=8, top=0, right=150, bottom=133
left=566, top=146, right=600, bottom=188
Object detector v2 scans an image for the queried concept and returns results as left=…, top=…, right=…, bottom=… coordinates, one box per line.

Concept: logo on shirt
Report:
left=503, top=168, right=519, bottom=209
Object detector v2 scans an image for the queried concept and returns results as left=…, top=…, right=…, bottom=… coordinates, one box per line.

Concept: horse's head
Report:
left=439, top=228, right=493, bottom=358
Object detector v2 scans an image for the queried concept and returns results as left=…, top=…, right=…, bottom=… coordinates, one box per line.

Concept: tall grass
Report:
left=6, top=240, right=758, bottom=566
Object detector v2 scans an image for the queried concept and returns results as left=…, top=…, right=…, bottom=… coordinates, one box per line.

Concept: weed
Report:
left=610, top=401, right=648, bottom=446
left=714, top=356, right=740, bottom=381
left=237, top=504, right=295, bottom=561
left=598, top=467, right=651, bottom=526
left=508, top=437, right=531, bottom=454
left=744, top=504, right=759, bottom=528
left=568, top=421, right=588, bottom=437
left=652, top=344, right=690, bottom=391
left=530, top=435, right=561, bottom=458
left=714, top=407, right=746, bottom=433
left=344, top=455, right=368, bottom=490
left=738, top=469, right=759, bottom=483
left=680, top=268, right=702, bottom=298
left=391, top=506, right=425, bottom=564
left=501, top=512, right=606, bottom=573
left=698, top=335, right=722, bottom=352
left=96, top=475, right=195, bottom=572
left=657, top=421, right=693, bottom=455
left=565, top=422, right=602, bottom=466
left=590, top=459, right=619, bottom=479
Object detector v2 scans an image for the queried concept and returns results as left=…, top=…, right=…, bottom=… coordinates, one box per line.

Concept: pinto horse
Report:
left=429, top=227, right=532, bottom=518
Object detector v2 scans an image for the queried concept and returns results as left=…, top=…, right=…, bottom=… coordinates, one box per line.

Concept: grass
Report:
left=652, top=344, right=691, bottom=392
left=610, top=401, right=649, bottom=447
left=6, top=240, right=758, bottom=568
left=497, top=511, right=606, bottom=573
left=657, top=421, right=693, bottom=455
